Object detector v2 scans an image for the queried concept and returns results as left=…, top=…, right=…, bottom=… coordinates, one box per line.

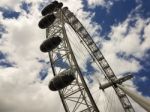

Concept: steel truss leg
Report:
left=46, top=10, right=99, bottom=112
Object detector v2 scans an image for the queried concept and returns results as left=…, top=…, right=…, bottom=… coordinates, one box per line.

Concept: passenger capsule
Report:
left=41, top=1, right=63, bottom=16
left=38, top=14, right=56, bottom=29
left=49, top=68, right=76, bottom=91
left=62, top=7, right=68, bottom=12
left=40, top=36, right=62, bottom=52
left=57, top=2, right=63, bottom=9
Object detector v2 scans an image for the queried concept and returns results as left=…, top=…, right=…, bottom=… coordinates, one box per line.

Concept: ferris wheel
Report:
left=38, top=1, right=150, bottom=112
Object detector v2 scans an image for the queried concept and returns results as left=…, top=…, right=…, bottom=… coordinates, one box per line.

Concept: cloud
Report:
left=0, top=0, right=43, bottom=10
left=0, top=1, right=60, bottom=112
left=87, top=0, right=114, bottom=13
left=87, top=0, right=106, bottom=8
left=96, top=5, right=150, bottom=111
left=0, top=67, right=60, bottom=112
left=0, top=0, right=102, bottom=111
left=0, top=0, right=20, bottom=11
left=139, top=76, right=148, bottom=82
left=101, top=14, right=150, bottom=75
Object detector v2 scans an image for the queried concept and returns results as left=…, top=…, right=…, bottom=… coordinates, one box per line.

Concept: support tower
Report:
left=39, top=1, right=99, bottom=112
left=38, top=1, right=135, bottom=112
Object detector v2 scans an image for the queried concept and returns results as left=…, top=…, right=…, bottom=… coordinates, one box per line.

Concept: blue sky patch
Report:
left=83, top=0, right=139, bottom=37
left=0, top=25, right=5, bottom=33
left=54, top=53, right=70, bottom=69
left=85, top=60, right=97, bottom=73
left=81, top=60, right=97, bottom=83
left=83, top=71, right=94, bottom=84
left=0, top=52, right=14, bottom=68
left=139, top=0, right=150, bottom=18
left=36, top=58, right=49, bottom=80
left=37, top=58, right=49, bottom=80
left=0, top=24, right=6, bottom=38
left=0, top=7, right=20, bottom=19
left=133, top=52, right=150, bottom=96
left=116, top=52, right=139, bottom=62
left=37, top=58, right=49, bottom=64
left=20, top=2, right=32, bottom=14
left=39, top=67, right=49, bottom=80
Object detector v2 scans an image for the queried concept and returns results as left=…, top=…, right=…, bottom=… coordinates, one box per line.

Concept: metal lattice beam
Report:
left=46, top=10, right=99, bottom=112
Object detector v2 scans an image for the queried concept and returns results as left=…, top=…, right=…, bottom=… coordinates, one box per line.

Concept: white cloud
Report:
left=0, top=0, right=20, bottom=11
left=87, top=0, right=114, bottom=13
left=141, top=19, right=150, bottom=52
left=0, top=0, right=102, bottom=111
left=87, top=0, right=106, bottom=8
left=101, top=15, right=150, bottom=75
left=0, top=1, right=60, bottom=112
left=139, top=76, right=148, bottom=82
left=93, top=5, right=150, bottom=111
left=0, top=0, right=43, bottom=11
left=0, top=70, right=60, bottom=112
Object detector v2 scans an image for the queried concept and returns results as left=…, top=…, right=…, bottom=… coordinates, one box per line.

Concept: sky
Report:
left=0, top=0, right=150, bottom=112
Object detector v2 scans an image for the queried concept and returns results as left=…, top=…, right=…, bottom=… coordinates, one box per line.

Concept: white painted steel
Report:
left=117, top=84, right=150, bottom=112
